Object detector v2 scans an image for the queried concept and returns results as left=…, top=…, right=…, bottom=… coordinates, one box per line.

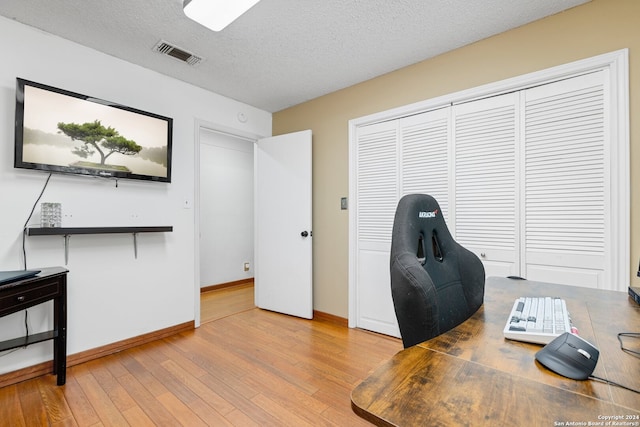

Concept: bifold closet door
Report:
left=399, top=108, right=450, bottom=219
left=353, top=120, right=399, bottom=336
left=521, top=71, right=608, bottom=288
left=353, top=109, right=452, bottom=336
left=451, top=93, right=520, bottom=278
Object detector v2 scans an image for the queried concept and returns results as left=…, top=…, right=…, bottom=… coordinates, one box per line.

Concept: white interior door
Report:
left=255, top=130, right=313, bottom=318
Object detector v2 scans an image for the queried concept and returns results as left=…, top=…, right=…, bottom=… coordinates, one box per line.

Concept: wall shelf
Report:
left=26, top=226, right=173, bottom=236
left=26, top=226, right=173, bottom=264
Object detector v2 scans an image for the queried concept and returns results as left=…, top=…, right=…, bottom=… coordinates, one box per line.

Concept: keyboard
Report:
left=503, top=296, right=572, bottom=345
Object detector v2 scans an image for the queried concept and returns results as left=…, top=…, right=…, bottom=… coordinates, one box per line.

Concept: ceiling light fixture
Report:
left=183, top=0, right=261, bottom=32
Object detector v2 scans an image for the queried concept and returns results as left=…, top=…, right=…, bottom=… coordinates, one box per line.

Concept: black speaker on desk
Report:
left=630, top=259, right=640, bottom=306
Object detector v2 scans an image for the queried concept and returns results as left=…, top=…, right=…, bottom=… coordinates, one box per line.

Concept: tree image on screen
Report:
left=57, top=120, right=142, bottom=171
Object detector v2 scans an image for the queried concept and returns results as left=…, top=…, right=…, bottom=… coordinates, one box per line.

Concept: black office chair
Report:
left=390, top=194, right=485, bottom=348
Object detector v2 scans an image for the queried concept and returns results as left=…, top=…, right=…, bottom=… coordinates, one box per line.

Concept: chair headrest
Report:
left=391, top=194, right=453, bottom=262
left=392, top=194, right=449, bottom=234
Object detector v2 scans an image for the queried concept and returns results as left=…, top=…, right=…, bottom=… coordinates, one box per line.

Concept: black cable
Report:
left=589, top=374, right=640, bottom=394
left=18, top=173, right=52, bottom=346
left=618, top=332, right=640, bottom=358
left=0, top=348, right=21, bottom=358
left=24, top=310, right=29, bottom=346
left=21, top=173, right=52, bottom=270
left=585, top=332, right=640, bottom=395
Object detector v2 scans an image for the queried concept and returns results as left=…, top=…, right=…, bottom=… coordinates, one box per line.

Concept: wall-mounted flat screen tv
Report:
left=14, top=78, right=173, bottom=183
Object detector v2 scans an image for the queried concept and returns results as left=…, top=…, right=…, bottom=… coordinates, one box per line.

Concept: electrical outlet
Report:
left=244, top=262, right=250, bottom=271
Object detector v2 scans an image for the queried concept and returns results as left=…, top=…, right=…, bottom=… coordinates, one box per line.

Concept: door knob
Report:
left=301, top=231, right=309, bottom=237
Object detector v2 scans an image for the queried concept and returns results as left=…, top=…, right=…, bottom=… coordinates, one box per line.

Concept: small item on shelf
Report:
left=40, top=202, right=62, bottom=228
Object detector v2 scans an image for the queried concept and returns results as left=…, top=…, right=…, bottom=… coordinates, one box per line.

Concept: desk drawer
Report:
left=0, top=280, right=61, bottom=315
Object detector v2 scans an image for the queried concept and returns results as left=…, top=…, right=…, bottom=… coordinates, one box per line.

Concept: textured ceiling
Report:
left=0, top=0, right=589, bottom=112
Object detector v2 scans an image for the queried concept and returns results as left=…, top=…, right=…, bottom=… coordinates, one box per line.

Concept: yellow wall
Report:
left=273, top=0, right=639, bottom=318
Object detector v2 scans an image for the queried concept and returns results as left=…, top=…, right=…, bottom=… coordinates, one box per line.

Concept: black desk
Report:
left=0, top=267, right=68, bottom=385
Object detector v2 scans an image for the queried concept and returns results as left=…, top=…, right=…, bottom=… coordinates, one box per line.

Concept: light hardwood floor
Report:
left=0, top=285, right=402, bottom=426
left=200, top=283, right=256, bottom=324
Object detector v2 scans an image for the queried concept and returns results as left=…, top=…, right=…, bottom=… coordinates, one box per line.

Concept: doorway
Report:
left=198, top=127, right=256, bottom=321
left=194, top=124, right=314, bottom=326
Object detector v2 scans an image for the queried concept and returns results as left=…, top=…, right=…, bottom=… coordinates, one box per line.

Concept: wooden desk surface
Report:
left=351, top=277, right=640, bottom=426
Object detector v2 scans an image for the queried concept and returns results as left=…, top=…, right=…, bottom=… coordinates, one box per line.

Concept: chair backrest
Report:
left=390, top=194, right=485, bottom=348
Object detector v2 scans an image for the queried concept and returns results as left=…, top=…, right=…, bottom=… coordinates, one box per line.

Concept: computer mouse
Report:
left=535, top=332, right=599, bottom=380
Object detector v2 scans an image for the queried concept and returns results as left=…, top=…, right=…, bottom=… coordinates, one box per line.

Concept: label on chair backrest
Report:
left=419, top=209, right=438, bottom=218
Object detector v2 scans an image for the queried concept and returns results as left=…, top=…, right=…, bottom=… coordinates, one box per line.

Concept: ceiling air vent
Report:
left=153, top=40, right=203, bottom=66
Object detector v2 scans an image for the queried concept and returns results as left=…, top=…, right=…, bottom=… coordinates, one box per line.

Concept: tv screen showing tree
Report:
left=14, top=78, right=173, bottom=182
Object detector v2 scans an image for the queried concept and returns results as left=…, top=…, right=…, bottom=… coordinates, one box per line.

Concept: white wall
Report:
left=0, top=17, right=271, bottom=374
left=200, top=130, right=254, bottom=286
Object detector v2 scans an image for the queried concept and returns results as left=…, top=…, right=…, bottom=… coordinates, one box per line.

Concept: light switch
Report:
left=341, top=197, right=348, bottom=210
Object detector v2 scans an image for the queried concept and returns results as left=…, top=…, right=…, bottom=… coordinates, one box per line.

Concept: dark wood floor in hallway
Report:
left=0, top=285, right=402, bottom=426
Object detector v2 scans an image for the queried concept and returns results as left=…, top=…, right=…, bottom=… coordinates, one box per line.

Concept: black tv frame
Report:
left=14, top=78, right=173, bottom=183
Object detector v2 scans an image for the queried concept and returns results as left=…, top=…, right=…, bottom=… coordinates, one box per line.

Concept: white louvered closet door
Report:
left=400, top=108, right=450, bottom=221
left=452, top=93, right=520, bottom=277
left=354, top=120, right=400, bottom=336
left=522, top=71, right=608, bottom=288
left=354, top=109, right=453, bottom=336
